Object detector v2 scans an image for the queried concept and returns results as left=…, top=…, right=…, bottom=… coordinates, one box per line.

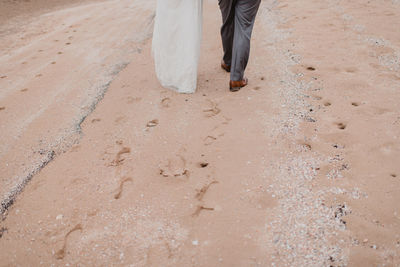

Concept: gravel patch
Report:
left=258, top=1, right=348, bottom=265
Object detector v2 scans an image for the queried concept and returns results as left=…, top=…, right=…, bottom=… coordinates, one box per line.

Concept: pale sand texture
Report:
left=277, top=0, right=400, bottom=265
left=0, top=0, right=155, bottom=212
left=0, top=0, right=98, bottom=25
left=0, top=0, right=399, bottom=266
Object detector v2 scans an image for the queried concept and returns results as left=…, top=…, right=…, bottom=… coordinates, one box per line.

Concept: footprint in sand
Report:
left=192, top=205, right=214, bottom=217
left=146, top=240, right=174, bottom=263
left=114, top=177, right=133, bottom=200
left=51, top=61, right=56, bottom=65
left=36, top=74, right=43, bottom=78
left=146, top=119, right=159, bottom=128
left=332, top=143, right=345, bottom=149
left=55, top=224, right=83, bottom=260
left=323, top=101, right=331, bottom=107
left=351, top=102, right=360, bottom=107
left=57, top=52, right=63, bottom=55
left=110, top=147, right=131, bottom=166
left=114, top=116, right=127, bottom=125
left=20, top=88, right=28, bottom=92
left=0, top=107, right=5, bottom=111
left=0, top=75, right=7, bottom=79
left=69, top=24, right=81, bottom=29
left=203, top=100, right=221, bottom=117
left=197, top=162, right=209, bottom=168
left=345, top=67, right=358, bottom=73
left=87, top=209, right=98, bottom=217
left=203, top=117, right=230, bottom=146
left=204, top=135, right=217, bottom=146
left=222, top=115, right=231, bottom=125
left=299, top=142, right=312, bottom=151
left=127, top=96, right=141, bottom=104
left=0, top=227, right=7, bottom=238
left=335, top=122, right=347, bottom=130
left=195, top=181, right=218, bottom=201
left=306, top=66, right=316, bottom=71
left=161, top=97, right=171, bottom=108
left=390, top=174, right=397, bottom=178
left=70, top=144, right=81, bottom=153
left=159, top=155, right=189, bottom=178
left=91, top=118, right=101, bottom=123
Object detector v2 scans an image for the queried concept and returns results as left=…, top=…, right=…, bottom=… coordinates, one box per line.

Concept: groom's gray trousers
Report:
left=218, top=0, right=261, bottom=81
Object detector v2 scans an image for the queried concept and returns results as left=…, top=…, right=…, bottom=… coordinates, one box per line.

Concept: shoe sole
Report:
left=229, top=86, right=242, bottom=92
left=229, top=78, right=248, bottom=92
left=221, top=64, right=230, bottom=73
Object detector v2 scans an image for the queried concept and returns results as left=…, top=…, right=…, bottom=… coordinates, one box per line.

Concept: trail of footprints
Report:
left=103, top=140, right=134, bottom=201
left=13, top=25, right=80, bottom=83
left=106, top=97, right=228, bottom=220
left=310, top=92, right=363, bottom=131
left=302, top=66, right=397, bottom=183
left=51, top=82, right=264, bottom=259
left=203, top=100, right=231, bottom=146
left=157, top=154, right=219, bottom=216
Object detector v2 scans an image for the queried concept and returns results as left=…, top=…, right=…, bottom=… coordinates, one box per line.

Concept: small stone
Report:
left=56, top=214, right=63, bottom=220
left=363, top=239, right=368, bottom=243
left=192, top=240, right=199, bottom=246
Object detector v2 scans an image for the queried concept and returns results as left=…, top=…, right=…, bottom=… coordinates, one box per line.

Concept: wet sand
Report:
left=0, top=0, right=399, bottom=266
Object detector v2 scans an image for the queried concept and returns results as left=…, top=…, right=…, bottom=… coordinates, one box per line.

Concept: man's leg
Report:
left=230, top=0, right=261, bottom=81
left=218, top=0, right=235, bottom=66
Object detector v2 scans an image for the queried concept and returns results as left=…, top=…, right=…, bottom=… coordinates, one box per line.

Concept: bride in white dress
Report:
left=152, top=0, right=203, bottom=94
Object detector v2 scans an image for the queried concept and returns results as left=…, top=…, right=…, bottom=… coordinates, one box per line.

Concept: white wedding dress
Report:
left=152, top=0, right=203, bottom=94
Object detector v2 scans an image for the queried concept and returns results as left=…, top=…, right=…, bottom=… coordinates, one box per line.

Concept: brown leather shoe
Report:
left=229, top=77, right=248, bottom=92
left=221, top=61, right=231, bottom=73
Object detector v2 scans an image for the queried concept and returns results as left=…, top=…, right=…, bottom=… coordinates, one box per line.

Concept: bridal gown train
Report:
left=152, top=0, right=203, bottom=94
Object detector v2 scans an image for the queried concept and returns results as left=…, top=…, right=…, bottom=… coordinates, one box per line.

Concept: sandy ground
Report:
left=0, top=0, right=399, bottom=266
left=0, top=0, right=155, bottom=212
left=0, top=0, right=98, bottom=24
